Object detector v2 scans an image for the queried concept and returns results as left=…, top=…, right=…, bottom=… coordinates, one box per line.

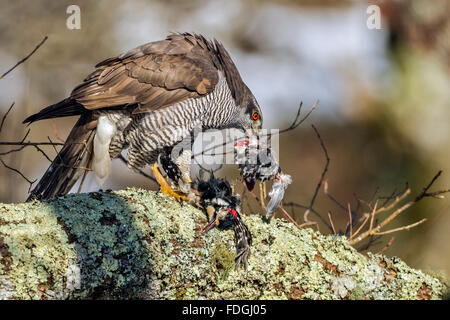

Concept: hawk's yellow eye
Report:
left=252, top=112, right=259, bottom=120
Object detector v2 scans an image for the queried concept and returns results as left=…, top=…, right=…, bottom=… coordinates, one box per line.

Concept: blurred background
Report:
left=1, top=0, right=449, bottom=276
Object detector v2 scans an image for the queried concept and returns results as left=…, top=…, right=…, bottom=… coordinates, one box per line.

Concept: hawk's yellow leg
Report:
left=152, top=163, right=187, bottom=201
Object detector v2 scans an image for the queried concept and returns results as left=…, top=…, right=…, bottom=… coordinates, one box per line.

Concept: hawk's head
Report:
left=233, top=85, right=263, bottom=134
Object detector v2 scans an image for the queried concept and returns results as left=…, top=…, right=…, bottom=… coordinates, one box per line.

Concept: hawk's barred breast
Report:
left=94, top=74, right=239, bottom=180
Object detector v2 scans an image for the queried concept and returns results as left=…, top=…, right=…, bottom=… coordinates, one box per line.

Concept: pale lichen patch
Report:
left=0, top=188, right=447, bottom=299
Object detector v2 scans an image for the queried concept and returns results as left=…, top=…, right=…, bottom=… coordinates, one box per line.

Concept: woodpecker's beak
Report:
left=203, top=217, right=219, bottom=232
left=203, top=205, right=217, bottom=232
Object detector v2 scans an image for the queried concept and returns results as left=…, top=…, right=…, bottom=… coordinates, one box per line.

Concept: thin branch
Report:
left=415, top=171, right=449, bottom=200
left=347, top=203, right=353, bottom=239
left=278, top=204, right=305, bottom=230
left=303, top=124, right=329, bottom=222
left=77, top=158, right=92, bottom=193
left=32, top=145, right=53, bottom=162
left=276, top=100, right=318, bottom=135
left=357, top=235, right=382, bottom=252
left=375, top=218, right=427, bottom=236
left=117, top=154, right=157, bottom=183
left=0, top=127, right=31, bottom=156
left=193, top=100, right=318, bottom=158
left=19, top=128, right=31, bottom=143
left=47, top=136, right=65, bottom=165
left=376, top=237, right=395, bottom=255
left=259, top=182, right=266, bottom=210
left=0, top=145, right=26, bottom=156
left=350, top=171, right=450, bottom=245
left=0, top=141, right=64, bottom=146
left=283, top=201, right=332, bottom=232
left=0, top=102, right=15, bottom=133
left=0, top=158, right=36, bottom=192
left=372, top=188, right=411, bottom=216
left=351, top=213, right=370, bottom=239
left=369, top=200, right=378, bottom=233
left=323, top=180, right=357, bottom=219
left=327, top=211, right=336, bottom=234
left=51, top=119, right=65, bottom=143
left=0, top=36, right=48, bottom=79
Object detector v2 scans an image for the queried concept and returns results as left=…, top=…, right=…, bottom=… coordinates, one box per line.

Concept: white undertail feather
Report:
left=176, top=149, right=192, bottom=183
left=93, top=116, right=117, bottom=185
left=175, top=149, right=193, bottom=194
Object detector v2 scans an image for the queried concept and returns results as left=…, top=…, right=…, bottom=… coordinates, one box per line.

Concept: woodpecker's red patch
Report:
left=228, top=208, right=238, bottom=219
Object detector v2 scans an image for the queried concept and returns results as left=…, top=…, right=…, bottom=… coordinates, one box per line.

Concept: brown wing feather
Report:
left=71, top=34, right=220, bottom=113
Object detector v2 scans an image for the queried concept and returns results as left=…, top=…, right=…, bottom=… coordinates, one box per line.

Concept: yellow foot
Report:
left=152, top=163, right=187, bottom=202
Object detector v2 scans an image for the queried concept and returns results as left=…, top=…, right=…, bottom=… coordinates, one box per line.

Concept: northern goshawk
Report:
left=24, top=33, right=263, bottom=201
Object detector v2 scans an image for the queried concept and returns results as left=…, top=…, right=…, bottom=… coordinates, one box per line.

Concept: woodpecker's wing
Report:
left=70, top=33, right=222, bottom=114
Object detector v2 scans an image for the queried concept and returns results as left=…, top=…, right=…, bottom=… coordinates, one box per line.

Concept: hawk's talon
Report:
left=152, top=163, right=187, bottom=201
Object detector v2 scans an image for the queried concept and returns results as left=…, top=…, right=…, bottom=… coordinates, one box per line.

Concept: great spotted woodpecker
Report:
left=194, top=175, right=252, bottom=269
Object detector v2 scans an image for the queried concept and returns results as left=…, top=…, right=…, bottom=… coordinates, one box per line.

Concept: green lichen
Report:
left=211, top=242, right=235, bottom=280
left=348, top=285, right=365, bottom=300
left=0, top=188, right=447, bottom=299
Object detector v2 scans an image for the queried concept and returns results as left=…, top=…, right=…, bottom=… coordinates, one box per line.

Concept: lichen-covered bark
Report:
left=0, top=188, right=447, bottom=299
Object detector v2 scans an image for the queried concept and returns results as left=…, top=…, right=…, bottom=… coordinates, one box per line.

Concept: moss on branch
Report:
left=0, top=188, right=447, bottom=299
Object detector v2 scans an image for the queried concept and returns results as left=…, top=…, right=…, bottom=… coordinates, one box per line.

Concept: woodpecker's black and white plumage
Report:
left=23, top=33, right=263, bottom=200
left=194, top=175, right=252, bottom=269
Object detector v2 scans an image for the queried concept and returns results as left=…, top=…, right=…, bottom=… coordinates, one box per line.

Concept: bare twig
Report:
left=0, top=141, right=64, bottom=147
left=347, top=203, right=353, bottom=240
left=0, top=158, right=36, bottom=192
left=193, top=100, right=318, bottom=158
left=303, top=124, right=329, bottom=222
left=0, top=102, right=15, bottom=133
left=376, top=237, right=395, bottom=255
left=259, top=183, right=266, bottom=210
left=375, top=218, right=427, bottom=236
left=369, top=200, right=378, bottom=234
left=32, top=145, right=53, bottom=162
left=276, top=100, right=318, bottom=135
left=327, top=211, right=337, bottom=234
left=278, top=204, right=305, bottom=230
left=351, top=213, right=370, bottom=239
left=357, top=235, right=382, bottom=252
left=350, top=172, right=449, bottom=245
left=51, top=119, right=65, bottom=143
left=323, top=180, right=358, bottom=220
left=0, top=36, right=48, bottom=79
left=77, top=158, right=92, bottom=193
left=282, top=201, right=332, bottom=232
left=0, top=145, right=26, bottom=156
left=372, top=188, right=411, bottom=216
left=117, top=154, right=157, bottom=183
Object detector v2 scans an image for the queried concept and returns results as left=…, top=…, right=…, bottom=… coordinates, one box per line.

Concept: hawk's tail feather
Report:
left=26, top=113, right=97, bottom=201
left=23, top=98, right=85, bottom=124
